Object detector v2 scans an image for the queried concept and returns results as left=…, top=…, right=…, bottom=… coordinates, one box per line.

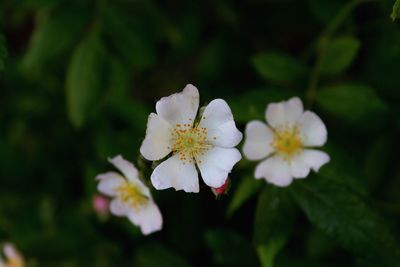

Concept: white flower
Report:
left=0, top=243, right=24, bottom=267
left=96, top=155, right=163, bottom=235
left=242, top=97, right=330, bottom=187
left=140, top=84, right=243, bottom=193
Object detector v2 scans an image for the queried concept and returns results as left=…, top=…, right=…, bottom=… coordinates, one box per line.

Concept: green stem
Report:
left=305, top=0, right=372, bottom=107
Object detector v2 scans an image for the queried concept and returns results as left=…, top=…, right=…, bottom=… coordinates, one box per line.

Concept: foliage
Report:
left=1, top=0, right=400, bottom=266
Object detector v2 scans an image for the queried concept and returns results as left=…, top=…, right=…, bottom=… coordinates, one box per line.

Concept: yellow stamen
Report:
left=272, top=126, right=302, bottom=159
left=116, top=182, right=148, bottom=211
left=6, top=257, right=24, bottom=267
left=171, top=123, right=213, bottom=163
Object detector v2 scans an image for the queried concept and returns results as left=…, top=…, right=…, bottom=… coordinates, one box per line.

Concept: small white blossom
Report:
left=242, top=97, right=330, bottom=187
left=96, top=155, right=162, bottom=235
left=0, top=243, right=24, bottom=267
left=140, top=84, right=243, bottom=193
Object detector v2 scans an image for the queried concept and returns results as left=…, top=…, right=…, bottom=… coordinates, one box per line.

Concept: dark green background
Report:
left=1, top=0, right=400, bottom=266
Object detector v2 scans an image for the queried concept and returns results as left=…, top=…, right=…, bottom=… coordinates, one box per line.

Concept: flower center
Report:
left=272, top=126, right=302, bottom=158
left=116, top=182, right=148, bottom=211
left=171, top=123, right=212, bottom=163
left=7, top=258, right=23, bottom=267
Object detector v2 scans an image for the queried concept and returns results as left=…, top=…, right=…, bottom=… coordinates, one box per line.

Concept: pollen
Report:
left=171, top=122, right=212, bottom=163
left=116, top=182, right=148, bottom=211
left=272, top=125, right=303, bottom=159
left=6, top=257, right=24, bottom=267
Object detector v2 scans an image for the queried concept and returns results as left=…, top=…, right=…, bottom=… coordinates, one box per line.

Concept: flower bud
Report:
left=211, top=177, right=231, bottom=197
left=92, top=194, right=109, bottom=217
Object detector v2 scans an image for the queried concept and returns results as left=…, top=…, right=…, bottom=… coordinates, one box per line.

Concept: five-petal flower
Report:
left=242, top=97, right=330, bottom=187
left=96, top=155, right=162, bottom=235
left=140, top=84, right=243, bottom=193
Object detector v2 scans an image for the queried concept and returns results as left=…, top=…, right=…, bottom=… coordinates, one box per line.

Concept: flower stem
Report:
left=305, top=0, right=373, bottom=107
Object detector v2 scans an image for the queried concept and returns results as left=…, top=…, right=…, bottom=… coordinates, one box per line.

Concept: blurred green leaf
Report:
left=391, top=0, right=400, bottom=21
left=227, top=177, right=263, bottom=218
left=165, top=194, right=202, bottom=257
left=104, top=7, right=156, bottom=69
left=197, top=36, right=227, bottom=79
left=364, top=135, right=396, bottom=193
left=205, top=228, right=260, bottom=267
left=306, top=228, right=339, bottom=259
left=66, top=31, right=106, bottom=128
left=320, top=36, right=360, bottom=75
left=251, top=52, right=308, bottom=84
left=107, top=59, right=150, bottom=133
left=230, top=88, right=295, bottom=122
left=362, top=25, right=400, bottom=100
left=15, top=0, right=57, bottom=9
left=254, top=186, right=295, bottom=267
left=277, top=258, right=334, bottom=267
left=292, top=178, right=400, bottom=266
left=319, top=144, right=365, bottom=195
left=307, top=0, right=346, bottom=25
left=0, top=33, right=7, bottom=70
left=22, top=9, right=88, bottom=74
left=316, top=84, right=389, bottom=129
left=134, top=242, right=191, bottom=267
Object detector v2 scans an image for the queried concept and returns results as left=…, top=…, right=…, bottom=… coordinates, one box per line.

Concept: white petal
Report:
left=265, top=97, right=304, bottom=129
left=198, top=99, right=243, bottom=147
left=301, top=149, right=330, bottom=172
left=290, top=153, right=311, bottom=179
left=100, top=157, right=150, bottom=198
left=298, top=111, right=327, bottom=147
left=110, top=199, right=129, bottom=216
left=197, top=147, right=241, bottom=188
left=140, top=113, right=173, bottom=161
left=128, top=201, right=163, bottom=235
left=3, top=243, right=21, bottom=262
left=96, top=172, right=125, bottom=197
left=255, top=156, right=293, bottom=187
left=156, top=84, right=199, bottom=126
left=109, top=155, right=139, bottom=183
left=151, top=154, right=199, bottom=193
left=242, top=120, right=274, bottom=160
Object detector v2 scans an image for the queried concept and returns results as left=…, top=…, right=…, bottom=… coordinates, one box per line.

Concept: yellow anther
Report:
left=272, top=126, right=303, bottom=159
left=116, top=182, right=148, bottom=211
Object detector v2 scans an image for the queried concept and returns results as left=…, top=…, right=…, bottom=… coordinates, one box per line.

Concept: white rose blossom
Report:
left=96, top=155, right=162, bottom=235
left=0, top=243, right=24, bottom=267
left=140, top=84, right=243, bottom=193
left=242, top=97, right=330, bottom=187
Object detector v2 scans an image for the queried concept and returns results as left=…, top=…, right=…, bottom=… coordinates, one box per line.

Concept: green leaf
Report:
left=251, top=52, right=308, bottom=83
left=319, top=144, right=365, bottom=195
left=306, top=228, right=339, bottom=259
left=254, top=186, right=296, bottom=267
left=66, top=31, right=106, bottom=128
left=316, top=84, right=389, bottom=130
left=320, top=36, right=360, bottom=75
left=291, top=178, right=400, bottom=266
left=227, top=177, right=263, bottom=218
left=229, top=88, right=295, bottom=122
left=391, top=0, right=400, bottom=21
left=0, top=33, right=7, bottom=70
left=205, top=228, right=260, bottom=267
left=22, top=9, right=88, bottom=74
left=134, top=242, right=191, bottom=267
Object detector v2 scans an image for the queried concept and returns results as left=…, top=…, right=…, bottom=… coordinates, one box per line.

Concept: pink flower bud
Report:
left=92, top=194, right=110, bottom=216
left=211, top=177, right=231, bottom=197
